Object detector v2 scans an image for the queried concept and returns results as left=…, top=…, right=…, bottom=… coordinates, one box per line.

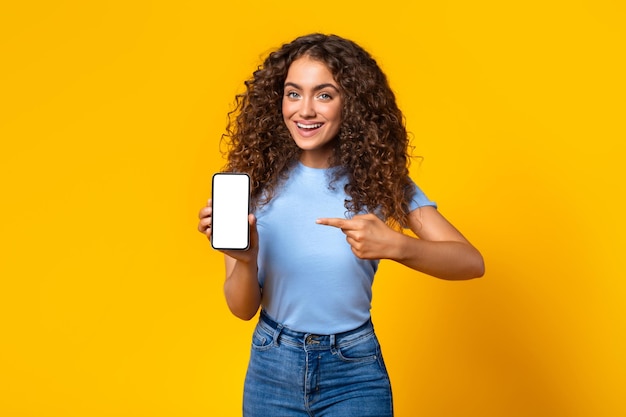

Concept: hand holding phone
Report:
left=211, top=173, right=251, bottom=250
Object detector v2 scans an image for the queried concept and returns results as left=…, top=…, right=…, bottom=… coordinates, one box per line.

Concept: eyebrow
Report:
left=283, top=82, right=340, bottom=92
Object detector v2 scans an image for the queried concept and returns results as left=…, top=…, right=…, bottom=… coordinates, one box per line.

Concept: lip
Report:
left=296, top=121, right=324, bottom=128
left=293, top=121, right=324, bottom=137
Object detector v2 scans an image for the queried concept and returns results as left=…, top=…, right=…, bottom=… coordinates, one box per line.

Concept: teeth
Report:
left=297, top=123, right=322, bottom=129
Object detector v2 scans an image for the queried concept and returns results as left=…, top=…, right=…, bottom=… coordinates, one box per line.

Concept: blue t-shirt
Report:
left=255, top=162, right=436, bottom=334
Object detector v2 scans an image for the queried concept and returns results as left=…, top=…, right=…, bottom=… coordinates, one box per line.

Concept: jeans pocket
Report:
left=336, top=333, right=379, bottom=363
left=251, top=324, right=276, bottom=351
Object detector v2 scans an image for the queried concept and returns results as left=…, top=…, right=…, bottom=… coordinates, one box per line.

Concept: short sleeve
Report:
left=408, top=178, right=437, bottom=212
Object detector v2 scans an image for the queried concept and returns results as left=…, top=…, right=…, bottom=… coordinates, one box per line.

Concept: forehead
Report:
left=285, top=56, right=337, bottom=85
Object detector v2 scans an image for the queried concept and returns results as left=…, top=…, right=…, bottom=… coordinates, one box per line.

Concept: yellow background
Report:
left=1, top=1, right=624, bottom=416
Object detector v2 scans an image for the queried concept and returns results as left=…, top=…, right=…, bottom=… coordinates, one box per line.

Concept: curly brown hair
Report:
left=222, top=33, right=416, bottom=228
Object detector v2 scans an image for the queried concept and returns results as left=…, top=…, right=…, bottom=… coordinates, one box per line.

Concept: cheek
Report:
left=330, top=104, right=343, bottom=124
left=329, top=123, right=341, bottom=138
left=328, top=99, right=343, bottom=119
left=281, top=99, right=293, bottom=118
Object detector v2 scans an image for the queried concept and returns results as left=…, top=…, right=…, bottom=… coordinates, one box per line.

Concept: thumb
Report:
left=248, top=214, right=259, bottom=247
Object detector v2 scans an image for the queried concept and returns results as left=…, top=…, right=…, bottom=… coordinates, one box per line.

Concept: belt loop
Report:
left=330, top=334, right=336, bottom=348
left=273, top=323, right=284, bottom=347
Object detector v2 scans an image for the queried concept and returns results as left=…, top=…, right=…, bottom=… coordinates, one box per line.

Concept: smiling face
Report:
left=282, top=56, right=343, bottom=168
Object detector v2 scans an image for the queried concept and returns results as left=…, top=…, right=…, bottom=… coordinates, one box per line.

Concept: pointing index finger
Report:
left=316, top=218, right=348, bottom=228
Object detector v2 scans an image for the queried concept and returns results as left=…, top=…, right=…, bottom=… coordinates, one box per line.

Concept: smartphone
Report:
left=211, top=173, right=251, bottom=250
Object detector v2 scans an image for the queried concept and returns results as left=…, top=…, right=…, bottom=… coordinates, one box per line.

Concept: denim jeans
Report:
left=243, top=310, right=393, bottom=417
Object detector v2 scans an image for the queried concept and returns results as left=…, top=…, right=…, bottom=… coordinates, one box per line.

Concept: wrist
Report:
left=390, top=232, right=419, bottom=263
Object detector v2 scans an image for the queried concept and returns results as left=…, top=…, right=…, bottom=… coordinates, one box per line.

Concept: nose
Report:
left=299, top=96, right=316, bottom=118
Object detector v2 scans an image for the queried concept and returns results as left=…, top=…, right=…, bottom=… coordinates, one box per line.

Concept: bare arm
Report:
left=222, top=249, right=261, bottom=320
left=316, top=206, right=484, bottom=280
left=393, top=206, right=484, bottom=279
left=198, top=201, right=262, bottom=320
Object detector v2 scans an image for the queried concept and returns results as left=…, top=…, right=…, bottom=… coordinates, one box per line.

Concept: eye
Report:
left=318, top=93, right=332, bottom=100
left=286, top=91, right=300, bottom=99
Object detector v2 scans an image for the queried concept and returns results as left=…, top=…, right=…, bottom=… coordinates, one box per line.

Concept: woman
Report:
left=198, top=33, right=484, bottom=417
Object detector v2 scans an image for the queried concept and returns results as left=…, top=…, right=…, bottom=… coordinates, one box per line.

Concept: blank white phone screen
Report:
left=211, top=173, right=250, bottom=250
